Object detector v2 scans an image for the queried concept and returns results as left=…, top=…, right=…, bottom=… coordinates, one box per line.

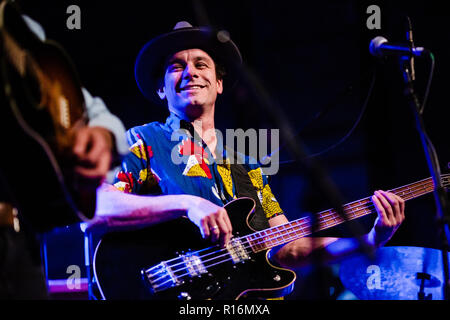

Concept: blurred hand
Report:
left=369, top=190, right=405, bottom=247
left=72, top=126, right=113, bottom=186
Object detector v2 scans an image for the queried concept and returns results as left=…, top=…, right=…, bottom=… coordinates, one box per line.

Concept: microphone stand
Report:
left=399, top=55, right=450, bottom=300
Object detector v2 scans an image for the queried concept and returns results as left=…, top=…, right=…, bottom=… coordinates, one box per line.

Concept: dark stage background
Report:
left=12, top=0, right=450, bottom=299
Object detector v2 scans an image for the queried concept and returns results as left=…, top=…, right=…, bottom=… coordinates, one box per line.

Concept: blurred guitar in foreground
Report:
left=0, top=0, right=95, bottom=230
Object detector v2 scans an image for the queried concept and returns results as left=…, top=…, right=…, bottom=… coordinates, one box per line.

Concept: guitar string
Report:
left=148, top=175, right=445, bottom=275
left=155, top=174, right=449, bottom=287
left=151, top=180, right=436, bottom=286
left=248, top=176, right=440, bottom=247
left=168, top=177, right=435, bottom=268
left=151, top=191, right=411, bottom=290
left=151, top=184, right=442, bottom=290
left=245, top=181, right=436, bottom=251
left=148, top=180, right=439, bottom=288
left=151, top=190, right=438, bottom=291
left=154, top=184, right=420, bottom=289
left=149, top=179, right=440, bottom=287
left=151, top=185, right=427, bottom=289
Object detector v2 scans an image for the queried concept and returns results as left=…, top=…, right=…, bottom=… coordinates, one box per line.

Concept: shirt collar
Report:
left=165, top=113, right=190, bottom=133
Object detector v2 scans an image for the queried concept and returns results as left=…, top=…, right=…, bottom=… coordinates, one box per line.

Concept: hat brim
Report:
left=135, top=26, right=242, bottom=105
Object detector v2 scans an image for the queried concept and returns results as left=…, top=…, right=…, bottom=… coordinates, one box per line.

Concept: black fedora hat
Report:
left=135, top=21, right=242, bottom=105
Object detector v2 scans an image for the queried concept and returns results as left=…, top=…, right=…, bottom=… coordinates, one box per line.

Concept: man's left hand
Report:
left=370, top=190, right=405, bottom=247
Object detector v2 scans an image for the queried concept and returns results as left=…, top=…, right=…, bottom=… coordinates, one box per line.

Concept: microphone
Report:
left=369, top=36, right=428, bottom=58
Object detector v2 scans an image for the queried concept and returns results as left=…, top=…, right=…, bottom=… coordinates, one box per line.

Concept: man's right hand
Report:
left=186, top=196, right=233, bottom=248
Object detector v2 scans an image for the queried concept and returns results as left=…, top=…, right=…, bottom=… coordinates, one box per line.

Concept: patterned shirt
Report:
left=113, top=113, right=283, bottom=220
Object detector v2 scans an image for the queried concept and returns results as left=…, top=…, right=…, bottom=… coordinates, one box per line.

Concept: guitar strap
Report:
left=229, top=163, right=270, bottom=231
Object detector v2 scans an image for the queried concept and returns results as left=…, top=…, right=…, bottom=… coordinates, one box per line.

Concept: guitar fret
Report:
left=279, top=225, right=289, bottom=243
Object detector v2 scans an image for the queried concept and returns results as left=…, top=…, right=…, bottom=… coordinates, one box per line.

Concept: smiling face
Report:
left=157, top=48, right=223, bottom=119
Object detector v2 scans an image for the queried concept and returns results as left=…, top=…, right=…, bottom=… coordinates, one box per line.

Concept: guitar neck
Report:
left=246, top=176, right=446, bottom=252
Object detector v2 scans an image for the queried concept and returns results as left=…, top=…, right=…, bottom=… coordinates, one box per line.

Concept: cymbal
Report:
left=339, top=246, right=449, bottom=300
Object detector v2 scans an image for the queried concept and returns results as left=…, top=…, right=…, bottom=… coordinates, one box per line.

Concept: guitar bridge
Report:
left=141, top=261, right=181, bottom=293
left=142, top=252, right=208, bottom=293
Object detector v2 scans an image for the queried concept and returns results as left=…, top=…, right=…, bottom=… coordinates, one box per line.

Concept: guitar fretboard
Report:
left=246, top=175, right=447, bottom=252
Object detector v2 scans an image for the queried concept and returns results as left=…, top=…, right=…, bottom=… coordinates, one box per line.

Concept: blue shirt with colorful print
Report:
left=113, top=113, right=283, bottom=220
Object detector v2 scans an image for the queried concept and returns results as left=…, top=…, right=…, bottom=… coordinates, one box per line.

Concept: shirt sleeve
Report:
left=112, top=127, right=160, bottom=195
left=247, top=167, right=284, bottom=219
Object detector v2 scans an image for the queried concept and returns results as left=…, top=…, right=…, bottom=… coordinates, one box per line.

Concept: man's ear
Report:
left=217, top=79, right=223, bottom=95
left=157, top=86, right=166, bottom=100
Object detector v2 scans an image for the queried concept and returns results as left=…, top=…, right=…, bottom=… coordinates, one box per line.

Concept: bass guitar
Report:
left=93, top=174, right=449, bottom=300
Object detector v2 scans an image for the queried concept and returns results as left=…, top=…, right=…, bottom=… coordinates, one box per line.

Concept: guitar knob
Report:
left=178, top=292, right=192, bottom=300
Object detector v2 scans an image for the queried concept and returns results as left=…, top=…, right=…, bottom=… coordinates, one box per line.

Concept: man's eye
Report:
left=169, top=64, right=183, bottom=71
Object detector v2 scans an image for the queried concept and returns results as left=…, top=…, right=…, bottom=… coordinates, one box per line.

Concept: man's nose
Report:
left=182, top=63, right=198, bottom=79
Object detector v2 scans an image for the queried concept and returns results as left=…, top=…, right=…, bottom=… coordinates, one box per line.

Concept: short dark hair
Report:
left=214, top=60, right=226, bottom=80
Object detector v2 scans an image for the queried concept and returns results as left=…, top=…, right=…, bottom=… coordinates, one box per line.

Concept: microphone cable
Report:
left=419, top=51, right=435, bottom=115
left=278, top=68, right=377, bottom=164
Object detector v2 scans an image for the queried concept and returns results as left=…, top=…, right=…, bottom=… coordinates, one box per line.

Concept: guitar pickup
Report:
left=181, top=252, right=208, bottom=277
left=226, top=238, right=250, bottom=264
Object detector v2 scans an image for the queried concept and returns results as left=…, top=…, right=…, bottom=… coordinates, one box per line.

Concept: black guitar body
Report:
left=93, top=198, right=296, bottom=300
